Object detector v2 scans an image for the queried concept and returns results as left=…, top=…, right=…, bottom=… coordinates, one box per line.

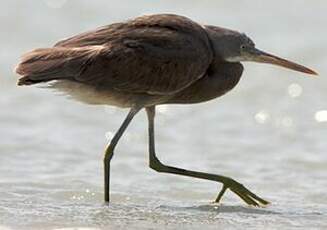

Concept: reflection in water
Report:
left=254, top=110, right=270, bottom=124
left=315, top=110, right=327, bottom=123
left=287, top=83, right=303, bottom=98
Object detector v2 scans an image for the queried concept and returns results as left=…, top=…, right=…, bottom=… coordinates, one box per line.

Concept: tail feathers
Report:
left=17, top=76, right=35, bottom=86
left=15, top=46, right=101, bottom=86
left=16, top=48, right=65, bottom=75
left=17, top=75, right=52, bottom=86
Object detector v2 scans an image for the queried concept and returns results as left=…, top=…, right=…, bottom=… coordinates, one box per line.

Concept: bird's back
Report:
left=16, top=14, right=213, bottom=104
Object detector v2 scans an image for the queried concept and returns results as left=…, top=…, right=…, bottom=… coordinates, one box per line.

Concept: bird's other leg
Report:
left=104, top=107, right=140, bottom=203
left=145, top=106, right=269, bottom=207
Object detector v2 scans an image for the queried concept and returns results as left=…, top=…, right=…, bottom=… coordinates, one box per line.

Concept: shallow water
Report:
left=1, top=1, right=327, bottom=229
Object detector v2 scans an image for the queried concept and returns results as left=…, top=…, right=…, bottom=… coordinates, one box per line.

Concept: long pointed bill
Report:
left=249, top=48, right=318, bottom=75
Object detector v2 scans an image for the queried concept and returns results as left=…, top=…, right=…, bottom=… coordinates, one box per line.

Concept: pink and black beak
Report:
left=246, top=47, right=318, bottom=75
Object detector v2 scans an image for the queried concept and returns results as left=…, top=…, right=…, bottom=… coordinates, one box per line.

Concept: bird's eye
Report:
left=240, top=44, right=246, bottom=50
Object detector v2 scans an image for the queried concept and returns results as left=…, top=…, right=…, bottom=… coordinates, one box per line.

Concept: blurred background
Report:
left=0, top=1, right=326, bottom=229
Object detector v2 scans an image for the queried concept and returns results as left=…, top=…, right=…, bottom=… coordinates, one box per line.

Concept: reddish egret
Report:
left=16, top=14, right=317, bottom=206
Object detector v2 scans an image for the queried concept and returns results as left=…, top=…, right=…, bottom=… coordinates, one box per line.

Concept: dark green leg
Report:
left=104, top=107, right=140, bottom=202
left=145, top=106, right=269, bottom=206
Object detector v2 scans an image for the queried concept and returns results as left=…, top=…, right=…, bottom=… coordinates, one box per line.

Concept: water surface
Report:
left=0, top=1, right=326, bottom=229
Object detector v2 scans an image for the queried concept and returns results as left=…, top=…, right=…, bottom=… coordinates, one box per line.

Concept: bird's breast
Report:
left=165, top=62, right=244, bottom=104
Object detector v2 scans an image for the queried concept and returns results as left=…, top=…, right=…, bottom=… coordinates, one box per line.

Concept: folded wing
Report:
left=17, top=14, right=213, bottom=95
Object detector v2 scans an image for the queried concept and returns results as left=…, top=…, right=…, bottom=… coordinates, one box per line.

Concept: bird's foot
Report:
left=214, top=177, right=270, bottom=207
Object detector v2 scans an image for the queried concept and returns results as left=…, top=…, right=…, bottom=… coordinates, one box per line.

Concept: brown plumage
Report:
left=15, top=14, right=317, bottom=206
left=17, top=14, right=215, bottom=106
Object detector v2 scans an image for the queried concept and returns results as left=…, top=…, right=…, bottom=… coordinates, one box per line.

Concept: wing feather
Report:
left=18, top=14, right=214, bottom=95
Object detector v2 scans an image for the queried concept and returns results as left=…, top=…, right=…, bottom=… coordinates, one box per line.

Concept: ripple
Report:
left=53, top=228, right=101, bottom=230
left=0, top=226, right=13, bottom=230
left=178, top=204, right=279, bottom=215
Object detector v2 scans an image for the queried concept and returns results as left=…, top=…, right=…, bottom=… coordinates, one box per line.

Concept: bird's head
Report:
left=205, top=25, right=317, bottom=75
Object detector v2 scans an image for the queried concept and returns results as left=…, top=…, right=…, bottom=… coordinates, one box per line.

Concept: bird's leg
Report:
left=146, top=106, right=269, bottom=207
left=104, top=107, right=140, bottom=203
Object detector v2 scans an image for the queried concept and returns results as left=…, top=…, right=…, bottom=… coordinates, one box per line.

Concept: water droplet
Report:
left=315, top=110, right=327, bottom=122
left=254, top=111, right=270, bottom=124
left=288, top=83, right=302, bottom=98
left=85, top=189, right=90, bottom=193
left=105, top=131, right=114, bottom=140
left=44, top=0, right=67, bottom=9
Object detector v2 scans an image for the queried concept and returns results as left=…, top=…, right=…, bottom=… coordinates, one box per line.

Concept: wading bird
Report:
left=15, top=14, right=317, bottom=206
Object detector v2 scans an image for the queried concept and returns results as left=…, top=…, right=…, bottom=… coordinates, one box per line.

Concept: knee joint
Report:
left=104, top=149, right=114, bottom=162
